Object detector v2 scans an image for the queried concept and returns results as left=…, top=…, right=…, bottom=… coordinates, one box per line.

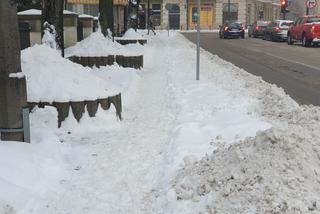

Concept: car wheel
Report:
left=302, top=34, right=311, bottom=47
left=271, top=34, right=275, bottom=42
left=287, top=34, right=294, bottom=45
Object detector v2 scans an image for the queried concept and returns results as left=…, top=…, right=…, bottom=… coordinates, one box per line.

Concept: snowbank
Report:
left=65, top=32, right=142, bottom=57
left=168, top=32, right=320, bottom=213
left=0, top=107, right=65, bottom=214
left=21, top=45, right=120, bottom=102
left=174, top=123, right=320, bottom=213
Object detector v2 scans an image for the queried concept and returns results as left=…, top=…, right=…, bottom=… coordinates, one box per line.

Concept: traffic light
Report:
left=280, top=0, right=289, bottom=13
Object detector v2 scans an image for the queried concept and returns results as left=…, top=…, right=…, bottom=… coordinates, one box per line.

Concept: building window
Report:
left=83, top=4, right=99, bottom=16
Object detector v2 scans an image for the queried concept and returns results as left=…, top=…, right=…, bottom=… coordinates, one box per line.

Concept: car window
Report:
left=307, top=17, right=320, bottom=23
left=257, top=21, right=270, bottom=26
left=229, top=22, right=241, bottom=28
left=294, top=18, right=301, bottom=25
left=280, top=22, right=293, bottom=28
left=271, top=22, right=277, bottom=27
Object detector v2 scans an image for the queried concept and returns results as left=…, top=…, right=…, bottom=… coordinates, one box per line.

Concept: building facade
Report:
left=138, top=0, right=280, bottom=29
left=66, top=0, right=128, bottom=35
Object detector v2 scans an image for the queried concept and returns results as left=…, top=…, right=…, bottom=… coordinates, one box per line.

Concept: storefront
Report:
left=188, top=2, right=215, bottom=29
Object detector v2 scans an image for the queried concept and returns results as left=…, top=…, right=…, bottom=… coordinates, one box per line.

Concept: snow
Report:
left=116, top=28, right=146, bottom=40
left=79, top=14, right=94, bottom=19
left=21, top=45, right=125, bottom=102
left=65, top=32, right=142, bottom=57
left=2, top=30, right=320, bottom=214
left=63, top=10, right=77, bottom=15
left=17, top=9, right=41, bottom=16
left=17, top=9, right=77, bottom=16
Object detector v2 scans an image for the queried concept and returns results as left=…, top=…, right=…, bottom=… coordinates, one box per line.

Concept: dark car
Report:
left=219, top=21, right=245, bottom=39
left=248, top=21, right=271, bottom=38
left=263, top=20, right=293, bottom=41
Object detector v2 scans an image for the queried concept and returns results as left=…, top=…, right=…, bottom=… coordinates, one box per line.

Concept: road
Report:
left=182, top=32, right=320, bottom=106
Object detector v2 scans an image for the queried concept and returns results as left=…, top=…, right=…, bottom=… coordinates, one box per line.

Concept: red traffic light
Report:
left=281, top=0, right=287, bottom=7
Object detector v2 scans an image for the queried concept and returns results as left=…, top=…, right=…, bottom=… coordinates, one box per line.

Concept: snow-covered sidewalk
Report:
left=2, top=31, right=320, bottom=214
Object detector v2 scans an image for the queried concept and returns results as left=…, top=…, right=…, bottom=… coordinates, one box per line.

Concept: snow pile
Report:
left=0, top=102, right=123, bottom=214
left=65, top=32, right=141, bottom=57
left=121, top=28, right=145, bottom=40
left=21, top=45, right=120, bottom=102
left=170, top=44, right=320, bottom=212
left=0, top=107, right=65, bottom=214
left=174, top=124, right=320, bottom=213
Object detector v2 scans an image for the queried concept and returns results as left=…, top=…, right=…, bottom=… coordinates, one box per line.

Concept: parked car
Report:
left=263, top=20, right=293, bottom=42
left=287, top=15, right=320, bottom=47
left=248, top=21, right=271, bottom=38
left=219, top=21, right=245, bottom=39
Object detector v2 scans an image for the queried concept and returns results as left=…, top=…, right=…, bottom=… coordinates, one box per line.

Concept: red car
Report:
left=287, top=15, right=320, bottom=47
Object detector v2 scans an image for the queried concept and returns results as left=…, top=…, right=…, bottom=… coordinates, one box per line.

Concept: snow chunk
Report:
left=21, top=45, right=120, bottom=103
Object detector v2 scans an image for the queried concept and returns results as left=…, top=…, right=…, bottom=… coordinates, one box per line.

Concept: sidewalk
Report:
left=1, top=31, right=320, bottom=214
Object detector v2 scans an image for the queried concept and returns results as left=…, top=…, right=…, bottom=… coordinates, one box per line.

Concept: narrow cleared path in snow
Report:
left=30, top=32, right=271, bottom=214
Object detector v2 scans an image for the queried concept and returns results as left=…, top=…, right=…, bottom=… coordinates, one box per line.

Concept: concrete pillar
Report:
left=0, top=0, right=28, bottom=141
left=215, top=2, right=223, bottom=27
left=238, top=0, right=247, bottom=26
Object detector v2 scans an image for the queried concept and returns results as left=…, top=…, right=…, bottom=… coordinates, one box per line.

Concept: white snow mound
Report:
left=65, top=32, right=140, bottom=57
left=21, top=45, right=120, bottom=103
left=174, top=118, right=320, bottom=213
left=122, top=28, right=145, bottom=40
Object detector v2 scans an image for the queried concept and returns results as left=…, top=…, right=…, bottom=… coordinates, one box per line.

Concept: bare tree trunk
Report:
left=42, top=0, right=65, bottom=57
left=99, top=0, right=114, bottom=37
left=0, top=0, right=28, bottom=141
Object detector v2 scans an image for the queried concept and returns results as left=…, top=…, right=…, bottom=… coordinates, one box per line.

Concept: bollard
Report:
left=86, top=100, right=99, bottom=117
left=70, top=101, right=85, bottom=122
left=53, top=102, right=70, bottom=127
left=0, top=108, right=31, bottom=143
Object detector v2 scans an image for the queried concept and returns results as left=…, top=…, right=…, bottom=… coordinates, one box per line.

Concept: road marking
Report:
left=264, top=52, right=320, bottom=72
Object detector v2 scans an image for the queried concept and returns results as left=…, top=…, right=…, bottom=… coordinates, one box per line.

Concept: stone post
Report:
left=0, top=0, right=28, bottom=141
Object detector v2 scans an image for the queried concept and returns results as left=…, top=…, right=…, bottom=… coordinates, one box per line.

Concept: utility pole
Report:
left=0, top=0, right=28, bottom=142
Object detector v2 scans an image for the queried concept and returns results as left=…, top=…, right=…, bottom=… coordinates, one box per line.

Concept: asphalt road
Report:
left=182, top=32, right=320, bottom=106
